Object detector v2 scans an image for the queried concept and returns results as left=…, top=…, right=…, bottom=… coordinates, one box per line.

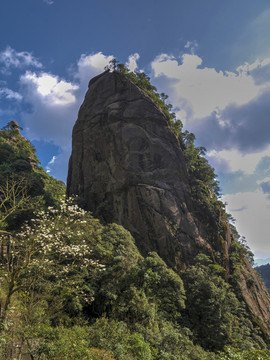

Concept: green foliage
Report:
left=89, top=317, right=151, bottom=360
left=0, top=199, right=216, bottom=359
left=230, top=236, right=255, bottom=271
left=0, top=199, right=106, bottom=328
left=179, top=131, right=233, bottom=253
left=182, top=137, right=219, bottom=197
left=132, top=252, right=186, bottom=321
left=0, top=81, right=267, bottom=358
left=0, top=198, right=266, bottom=359
left=89, top=316, right=214, bottom=360
left=0, top=177, right=31, bottom=233
left=7, top=323, right=116, bottom=360
left=0, top=122, right=66, bottom=229
left=182, top=255, right=265, bottom=351
left=216, top=346, right=270, bottom=359
left=183, top=255, right=237, bottom=350
left=91, top=247, right=185, bottom=326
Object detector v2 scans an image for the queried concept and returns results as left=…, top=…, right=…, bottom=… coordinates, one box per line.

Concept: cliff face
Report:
left=67, top=70, right=270, bottom=336
left=67, top=70, right=215, bottom=267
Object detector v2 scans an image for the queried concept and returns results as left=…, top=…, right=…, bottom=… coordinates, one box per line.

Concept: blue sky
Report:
left=1, top=0, right=270, bottom=258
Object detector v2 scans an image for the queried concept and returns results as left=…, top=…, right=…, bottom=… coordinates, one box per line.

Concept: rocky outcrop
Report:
left=67, top=70, right=215, bottom=267
left=67, top=70, right=270, bottom=337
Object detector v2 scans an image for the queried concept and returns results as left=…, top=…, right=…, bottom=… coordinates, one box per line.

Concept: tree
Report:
left=105, top=58, right=118, bottom=72
left=182, top=254, right=259, bottom=351
left=0, top=198, right=105, bottom=339
left=0, top=177, right=30, bottom=233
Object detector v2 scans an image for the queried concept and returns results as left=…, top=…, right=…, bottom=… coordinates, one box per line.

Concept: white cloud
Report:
left=77, top=52, right=113, bottom=73
left=19, top=72, right=80, bottom=176
left=236, top=58, right=270, bottom=74
left=71, top=52, right=115, bottom=108
left=43, top=0, right=54, bottom=4
left=0, top=88, right=22, bottom=101
left=45, top=155, right=57, bottom=173
left=126, top=53, right=140, bottom=72
left=207, top=145, right=270, bottom=175
left=151, top=53, right=261, bottom=121
left=20, top=52, right=114, bottom=143
left=147, top=52, right=270, bottom=257
left=223, top=190, right=270, bottom=258
left=151, top=52, right=270, bottom=185
left=0, top=46, right=42, bottom=71
left=21, top=71, right=78, bottom=105
left=74, top=52, right=114, bottom=93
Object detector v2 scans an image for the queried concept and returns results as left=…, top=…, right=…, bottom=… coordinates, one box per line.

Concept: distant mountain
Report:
left=254, top=258, right=270, bottom=266
left=256, top=264, right=270, bottom=293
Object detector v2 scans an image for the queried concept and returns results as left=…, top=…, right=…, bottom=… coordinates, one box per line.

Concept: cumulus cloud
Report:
left=21, top=71, right=78, bottom=105
left=223, top=190, right=270, bottom=257
left=75, top=52, right=114, bottom=91
left=21, top=52, right=113, bottom=135
left=0, top=46, right=42, bottom=72
left=151, top=53, right=260, bottom=121
left=126, top=53, right=140, bottom=72
left=20, top=75, right=79, bottom=145
left=151, top=51, right=270, bottom=254
left=151, top=53, right=270, bottom=177
left=19, top=70, right=80, bottom=175
left=207, top=148, right=269, bottom=175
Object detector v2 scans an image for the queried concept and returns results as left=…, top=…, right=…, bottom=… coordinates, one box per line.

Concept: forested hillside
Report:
left=1, top=69, right=270, bottom=359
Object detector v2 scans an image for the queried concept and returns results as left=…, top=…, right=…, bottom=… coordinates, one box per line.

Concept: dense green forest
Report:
left=1, top=68, right=270, bottom=359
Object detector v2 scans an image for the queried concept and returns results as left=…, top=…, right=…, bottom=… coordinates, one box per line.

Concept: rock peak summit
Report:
left=67, top=70, right=213, bottom=266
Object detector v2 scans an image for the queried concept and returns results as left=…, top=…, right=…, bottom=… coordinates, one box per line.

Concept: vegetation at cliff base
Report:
left=0, top=80, right=270, bottom=359
left=0, top=194, right=269, bottom=359
left=0, top=121, right=65, bottom=232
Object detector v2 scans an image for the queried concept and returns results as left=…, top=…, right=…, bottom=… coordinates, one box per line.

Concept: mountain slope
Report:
left=67, top=69, right=270, bottom=341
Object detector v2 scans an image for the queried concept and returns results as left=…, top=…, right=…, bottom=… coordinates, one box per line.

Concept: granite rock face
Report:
left=67, top=70, right=270, bottom=335
left=67, top=70, right=217, bottom=266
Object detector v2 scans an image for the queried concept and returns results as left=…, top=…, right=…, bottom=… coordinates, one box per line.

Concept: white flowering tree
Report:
left=0, top=197, right=142, bottom=359
left=0, top=198, right=106, bottom=335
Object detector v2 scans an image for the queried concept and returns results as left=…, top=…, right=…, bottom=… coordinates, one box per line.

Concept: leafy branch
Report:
left=0, top=178, right=31, bottom=233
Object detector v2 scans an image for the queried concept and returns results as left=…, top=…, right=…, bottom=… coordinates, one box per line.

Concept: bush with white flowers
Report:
left=0, top=198, right=106, bottom=325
